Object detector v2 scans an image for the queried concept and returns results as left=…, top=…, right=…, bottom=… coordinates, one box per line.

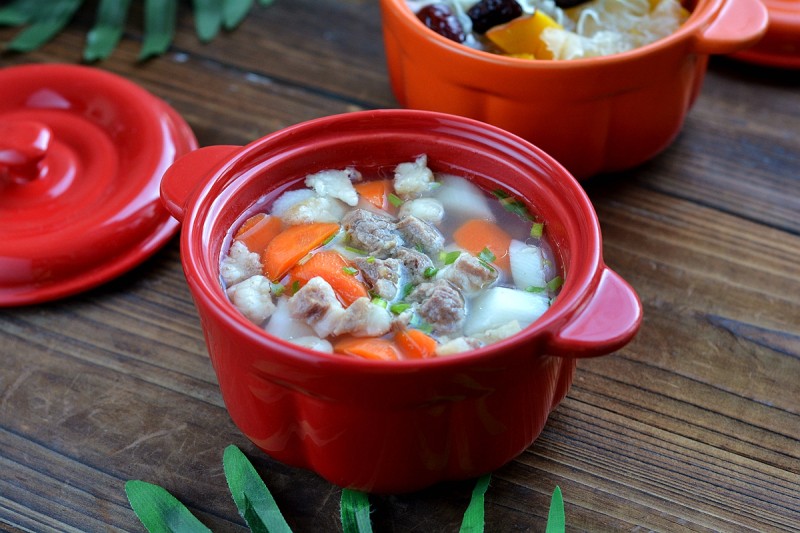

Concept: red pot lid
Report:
left=0, top=64, right=198, bottom=306
left=733, top=0, right=800, bottom=68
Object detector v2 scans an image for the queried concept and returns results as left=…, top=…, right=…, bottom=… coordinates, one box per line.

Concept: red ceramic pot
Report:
left=160, top=110, right=642, bottom=493
left=733, top=0, right=800, bottom=68
left=380, top=0, right=768, bottom=179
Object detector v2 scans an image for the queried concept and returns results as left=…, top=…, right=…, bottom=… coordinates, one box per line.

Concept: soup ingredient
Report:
left=410, top=0, right=689, bottom=59
left=288, top=250, right=369, bottom=306
left=261, top=222, right=340, bottom=281
left=220, top=155, right=562, bottom=360
left=234, top=214, right=282, bottom=254
left=468, top=0, right=524, bottom=34
left=416, top=3, right=468, bottom=42
left=453, top=218, right=512, bottom=271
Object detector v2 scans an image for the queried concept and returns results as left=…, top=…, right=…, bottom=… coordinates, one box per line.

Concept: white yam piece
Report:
left=509, top=239, right=547, bottom=291
left=289, top=336, right=334, bottom=353
left=270, top=188, right=315, bottom=217
left=280, top=195, right=347, bottom=225
left=433, top=174, right=494, bottom=222
left=264, top=296, right=317, bottom=340
left=463, top=287, right=549, bottom=336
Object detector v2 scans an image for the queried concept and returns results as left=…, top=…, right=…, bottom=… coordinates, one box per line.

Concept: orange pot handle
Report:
left=160, top=145, right=240, bottom=222
left=546, top=267, right=643, bottom=359
left=694, top=0, right=769, bottom=55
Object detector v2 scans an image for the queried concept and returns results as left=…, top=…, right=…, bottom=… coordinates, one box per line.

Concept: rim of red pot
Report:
left=175, top=110, right=638, bottom=373
left=381, top=0, right=768, bottom=67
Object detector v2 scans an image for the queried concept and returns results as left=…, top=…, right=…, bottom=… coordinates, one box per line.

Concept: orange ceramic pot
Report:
left=381, top=0, right=768, bottom=179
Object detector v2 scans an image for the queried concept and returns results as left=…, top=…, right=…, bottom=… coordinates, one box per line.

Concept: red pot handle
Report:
left=160, top=145, right=240, bottom=222
left=547, top=267, right=642, bottom=359
left=693, top=0, right=768, bottom=55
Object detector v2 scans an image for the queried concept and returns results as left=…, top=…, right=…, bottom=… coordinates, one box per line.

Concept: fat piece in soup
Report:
left=219, top=155, right=562, bottom=361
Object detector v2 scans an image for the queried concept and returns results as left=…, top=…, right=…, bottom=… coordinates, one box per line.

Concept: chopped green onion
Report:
left=271, top=283, right=285, bottom=296
left=440, top=250, right=461, bottom=265
left=342, top=266, right=358, bottom=276
left=546, top=276, right=564, bottom=292
left=525, top=286, right=546, bottom=293
left=322, top=231, right=338, bottom=246
left=478, top=247, right=496, bottom=263
left=390, top=303, right=411, bottom=314
left=344, top=245, right=368, bottom=255
left=423, top=266, right=438, bottom=279
left=290, top=280, right=300, bottom=295
left=530, top=222, right=544, bottom=238
left=410, top=314, right=433, bottom=334
left=366, top=256, right=376, bottom=264
left=492, top=189, right=533, bottom=220
left=401, top=283, right=415, bottom=299
left=371, top=297, right=388, bottom=308
left=388, top=193, right=403, bottom=208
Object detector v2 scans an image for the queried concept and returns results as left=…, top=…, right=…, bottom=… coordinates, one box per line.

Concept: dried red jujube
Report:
left=467, top=0, right=523, bottom=34
left=416, top=4, right=467, bottom=43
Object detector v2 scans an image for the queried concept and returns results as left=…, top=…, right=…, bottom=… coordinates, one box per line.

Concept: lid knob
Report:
left=0, top=120, right=52, bottom=185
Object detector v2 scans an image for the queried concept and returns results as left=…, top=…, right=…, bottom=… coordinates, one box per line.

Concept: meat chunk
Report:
left=437, top=252, right=498, bottom=293
left=220, top=240, right=262, bottom=286
left=395, top=215, right=444, bottom=255
left=287, top=277, right=346, bottom=338
left=352, top=256, right=402, bottom=300
left=333, top=297, right=393, bottom=337
left=393, top=154, right=434, bottom=197
left=394, top=247, right=435, bottom=285
left=226, top=275, right=276, bottom=325
left=342, top=209, right=401, bottom=254
left=407, top=280, right=466, bottom=335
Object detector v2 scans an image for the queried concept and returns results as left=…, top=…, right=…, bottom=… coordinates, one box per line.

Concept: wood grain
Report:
left=1, top=0, right=798, bottom=531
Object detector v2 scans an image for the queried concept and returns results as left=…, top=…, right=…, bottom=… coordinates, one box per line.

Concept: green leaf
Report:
left=5, top=0, right=83, bottom=52
left=545, top=486, right=565, bottom=533
left=459, top=474, right=491, bottom=533
left=125, top=480, right=212, bottom=533
left=257, top=0, right=275, bottom=5
left=193, top=0, right=223, bottom=42
left=140, top=0, right=177, bottom=60
left=340, top=489, right=373, bottom=533
left=83, top=0, right=132, bottom=61
left=223, top=444, right=293, bottom=533
left=546, top=276, right=564, bottom=292
left=223, top=0, right=253, bottom=30
left=0, top=0, right=47, bottom=26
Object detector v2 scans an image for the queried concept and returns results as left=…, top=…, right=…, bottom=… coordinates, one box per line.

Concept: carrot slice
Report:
left=262, top=222, right=340, bottom=281
left=453, top=218, right=512, bottom=271
left=234, top=214, right=282, bottom=254
left=395, top=328, right=438, bottom=359
left=334, top=336, right=401, bottom=361
left=288, top=250, right=368, bottom=307
left=354, top=179, right=393, bottom=210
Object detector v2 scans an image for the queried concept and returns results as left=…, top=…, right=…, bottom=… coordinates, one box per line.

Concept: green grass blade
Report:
left=83, top=0, right=132, bottom=61
left=5, top=0, right=83, bottom=51
left=459, top=474, right=491, bottom=533
left=139, top=0, right=177, bottom=60
left=257, top=0, right=275, bottom=6
left=223, top=444, right=293, bottom=533
left=340, top=490, right=373, bottom=533
left=192, top=0, right=222, bottom=42
left=545, top=486, right=566, bottom=533
left=222, top=0, right=252, bottom=30
left=125, top=480, right=212, bottom=533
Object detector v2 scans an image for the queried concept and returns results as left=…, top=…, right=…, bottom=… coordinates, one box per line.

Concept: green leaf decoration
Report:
left=459, top=474, right=491, bottom=533
left=192, top=0, right=223, bottom=42
left=0, top=0, right=43, bottom=26
left=83, top=0, right=132, bottom=61
left=223, top=444, right=294, bottom=533
left=124, top=480, right=212, bottom=533
left=139, top=0, right=177, bottom=60
left=5, top=0, right=83, bottom=52
left=340, top=489, right=373, bottom=533
left=222, top=0, right=251, bottom=29
left=545, top=486, right=566, bottom=533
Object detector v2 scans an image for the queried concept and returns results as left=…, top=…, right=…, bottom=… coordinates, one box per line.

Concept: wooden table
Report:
left=1, top=1, right=798, bottom=531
